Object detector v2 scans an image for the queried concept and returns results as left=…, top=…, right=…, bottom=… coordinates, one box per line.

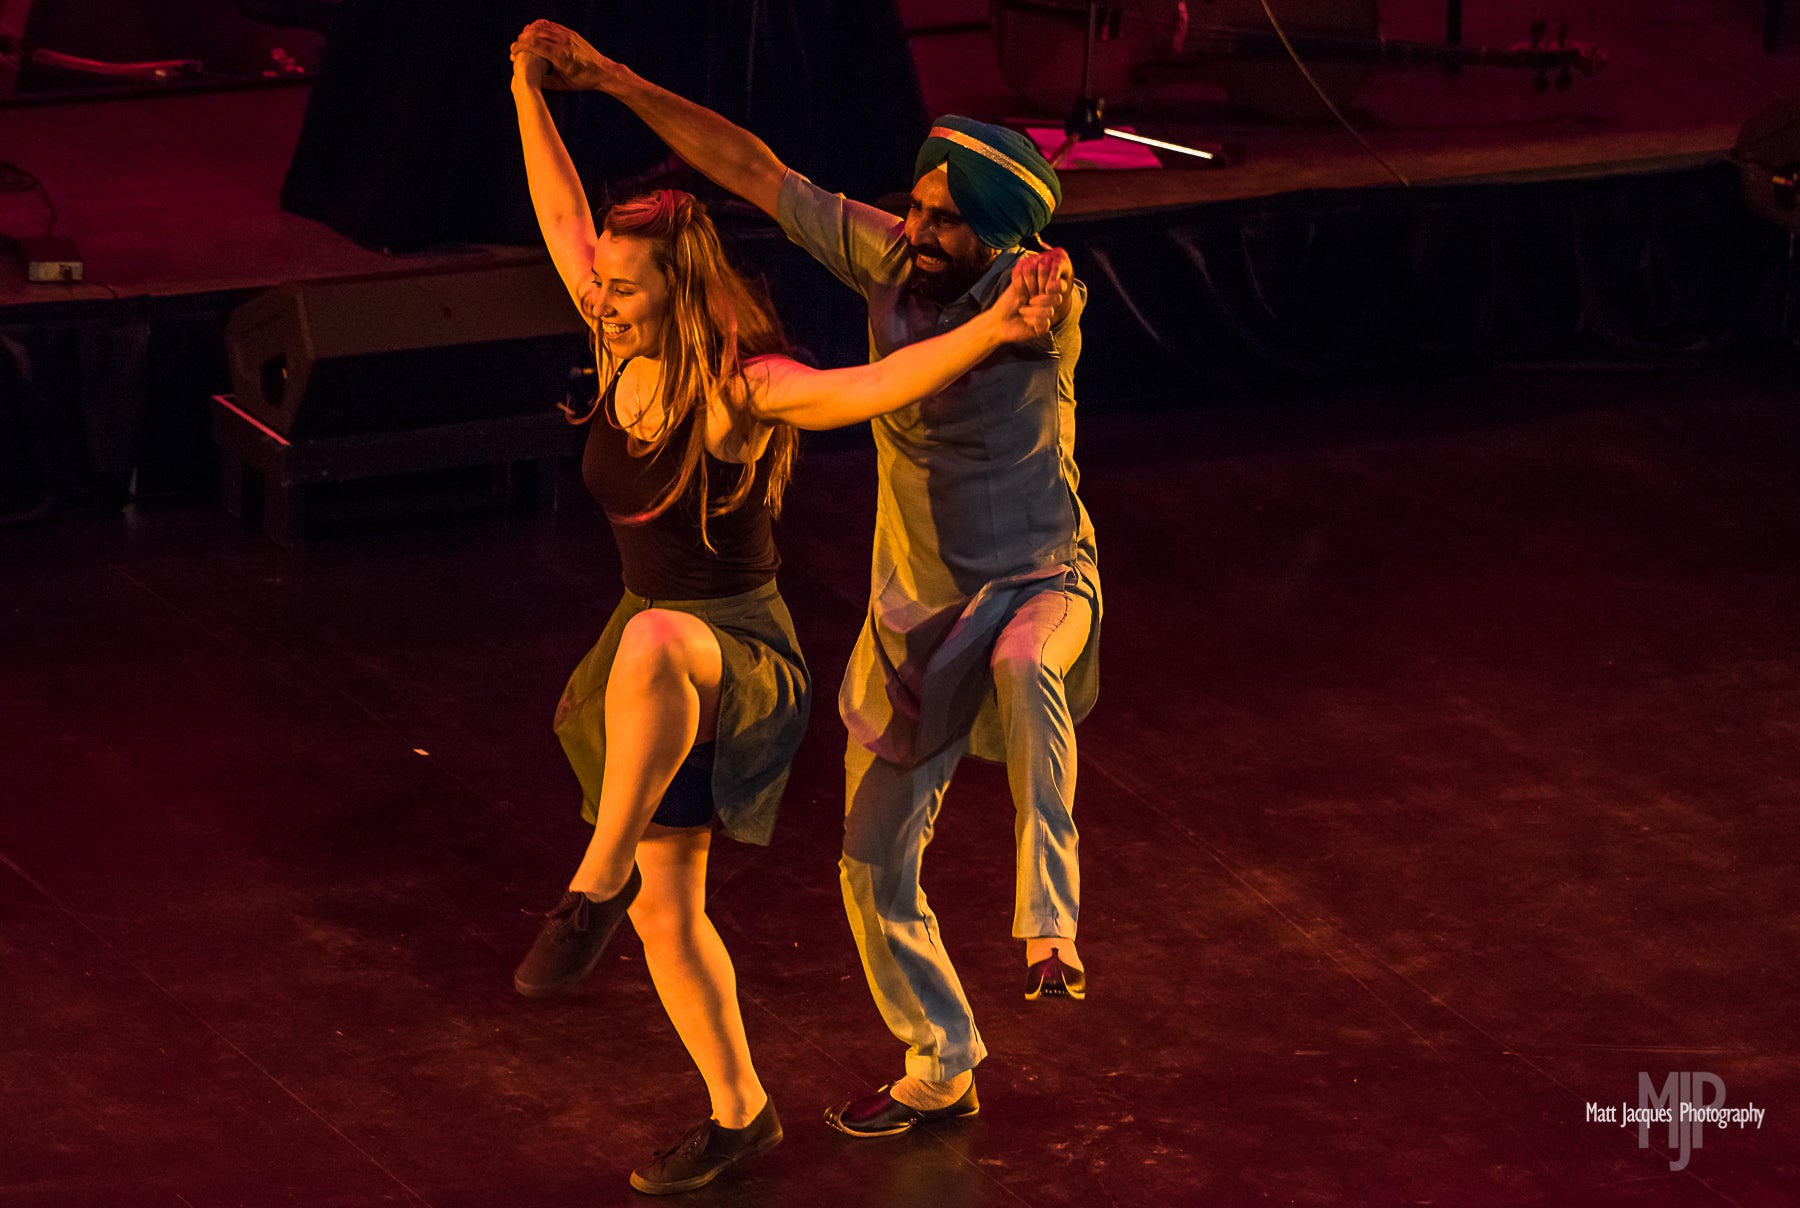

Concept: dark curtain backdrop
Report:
left=279, top=0, right=929, bottom=252
left=1055, top=163, right=1788, bottom=402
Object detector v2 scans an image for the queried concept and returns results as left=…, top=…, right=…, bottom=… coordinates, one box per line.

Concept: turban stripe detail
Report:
left=926, top=125, right=1057, bottom=213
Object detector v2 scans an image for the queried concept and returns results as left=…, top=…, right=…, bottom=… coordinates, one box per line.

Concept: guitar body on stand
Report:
left=993, top=0, right=1606, bottom=123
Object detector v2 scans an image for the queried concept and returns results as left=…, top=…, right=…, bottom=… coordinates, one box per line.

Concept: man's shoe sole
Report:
left=1024, top=957, right=1086, bottom=1001
left=823, top=1105, right=980, bottom=1138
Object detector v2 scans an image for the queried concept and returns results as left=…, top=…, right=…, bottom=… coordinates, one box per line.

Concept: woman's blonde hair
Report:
left=571, top=190, right=796, bottom=549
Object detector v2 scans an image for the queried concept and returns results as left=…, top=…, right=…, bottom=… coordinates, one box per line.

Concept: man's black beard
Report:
left=906, top=246, right=992, bottom=304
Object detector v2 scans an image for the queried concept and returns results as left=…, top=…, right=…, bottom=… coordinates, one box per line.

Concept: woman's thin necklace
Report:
left=619, top=360, right=662, bottom=440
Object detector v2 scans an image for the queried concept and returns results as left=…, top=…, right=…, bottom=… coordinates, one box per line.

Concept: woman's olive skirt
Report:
left=552, top=578, right=812, bottom=846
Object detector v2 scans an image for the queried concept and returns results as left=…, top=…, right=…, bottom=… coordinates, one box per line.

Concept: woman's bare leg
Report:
left=631, top=823, right=767, bottom=1128
left=569, top=608, right=722, bottom=899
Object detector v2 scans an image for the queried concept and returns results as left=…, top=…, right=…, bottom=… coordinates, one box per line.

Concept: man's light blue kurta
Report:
left=776, top=170, right=1101, bottom=768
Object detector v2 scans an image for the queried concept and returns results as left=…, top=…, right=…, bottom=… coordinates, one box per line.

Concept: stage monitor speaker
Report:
left=225, top=260, right=590, bottom=439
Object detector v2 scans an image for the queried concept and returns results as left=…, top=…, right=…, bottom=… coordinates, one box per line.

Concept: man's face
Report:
left=904, top=166, right=1000, bottom=303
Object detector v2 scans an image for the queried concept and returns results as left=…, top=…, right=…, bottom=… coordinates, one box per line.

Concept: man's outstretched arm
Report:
left=511, top=20, right=788, bottom=220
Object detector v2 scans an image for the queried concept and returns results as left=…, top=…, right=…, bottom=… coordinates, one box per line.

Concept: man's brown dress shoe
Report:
left=824, top=1079, right=979, bottom=1138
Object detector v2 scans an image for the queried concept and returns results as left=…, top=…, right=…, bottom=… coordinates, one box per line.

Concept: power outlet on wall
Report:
left=19, top=236, right=84, bottom=283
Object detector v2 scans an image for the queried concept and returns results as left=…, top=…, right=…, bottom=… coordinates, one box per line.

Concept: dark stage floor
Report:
left=4, top=358, right=1798, bottom=1206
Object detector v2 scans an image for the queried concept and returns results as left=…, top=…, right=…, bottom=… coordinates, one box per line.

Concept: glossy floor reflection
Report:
left=3, top=361, right=1798, bottom=1206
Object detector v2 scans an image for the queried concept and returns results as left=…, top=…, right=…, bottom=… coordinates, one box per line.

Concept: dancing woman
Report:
left=507, top=41, right=1064, bottom=1197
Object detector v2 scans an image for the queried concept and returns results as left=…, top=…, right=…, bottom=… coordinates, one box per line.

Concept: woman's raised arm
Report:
left=511, top=51, right=597, bottom=313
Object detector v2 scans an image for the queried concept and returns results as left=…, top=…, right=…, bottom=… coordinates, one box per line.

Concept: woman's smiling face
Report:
left=588, top=231, right=670, bottom=359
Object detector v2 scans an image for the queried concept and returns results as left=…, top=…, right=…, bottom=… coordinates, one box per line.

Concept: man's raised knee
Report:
left=990, top=639, right=1057, bottom=696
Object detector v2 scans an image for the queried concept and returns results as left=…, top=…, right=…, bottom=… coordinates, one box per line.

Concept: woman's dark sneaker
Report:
left=512, top=865, right=642, bottom=997
left=629, top=1098, right=783, bottom=1195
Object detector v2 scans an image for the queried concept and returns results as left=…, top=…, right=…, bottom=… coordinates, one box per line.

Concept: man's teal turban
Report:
left=913, top=115, right=1062, bottom=250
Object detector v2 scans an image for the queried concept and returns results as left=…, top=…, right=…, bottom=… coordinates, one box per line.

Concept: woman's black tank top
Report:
left=581, top=366, right=779, bottom=600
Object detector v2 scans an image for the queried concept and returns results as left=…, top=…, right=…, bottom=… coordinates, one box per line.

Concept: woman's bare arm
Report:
left=745, top=281, right=1062, bottom=431
left=510, top=51, right=597, bottom=312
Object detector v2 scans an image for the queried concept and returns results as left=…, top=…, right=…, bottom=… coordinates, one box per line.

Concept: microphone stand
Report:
left=1047, top=0, right=1226, bottom=168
